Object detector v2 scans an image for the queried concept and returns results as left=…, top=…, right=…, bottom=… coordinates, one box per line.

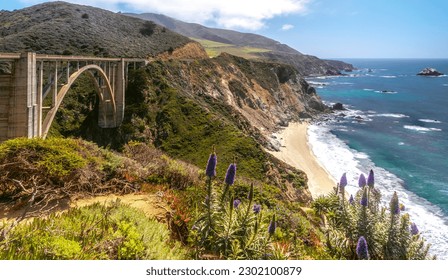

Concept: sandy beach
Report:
left=269, top=122, right=336, bottom=198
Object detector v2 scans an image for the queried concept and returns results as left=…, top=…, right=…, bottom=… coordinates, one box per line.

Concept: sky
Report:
left=1, top=0, right=448, bottom=58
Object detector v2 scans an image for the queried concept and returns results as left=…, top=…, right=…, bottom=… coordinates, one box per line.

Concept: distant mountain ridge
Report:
left=125, top=12, right=354, bottom=76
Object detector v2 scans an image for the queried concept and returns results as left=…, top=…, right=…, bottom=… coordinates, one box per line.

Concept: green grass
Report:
left=0, top=201, right=188, bottom=260
left=191, top=38, right=271, bottom=59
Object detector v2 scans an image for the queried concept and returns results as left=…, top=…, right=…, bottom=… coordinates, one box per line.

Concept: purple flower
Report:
left=349, top=194, right=354, bottom=205
left=268, top=214, right=276, bottom=235
left=205, top=153, right=217, bottom=178
left=339, top=173, right=347, bottom=188
left=225, top=163, right=237, bottom=185
left=410, top=223, right=419, bottom=235
left=253, top=204, right=261, bottom=214
left=233, top=199, right=241, bottom=209
left=356, top=236, right=369, bottom=260
left=399, top=204, right=406, bottom=211
left=358, top=174, right=367, bottom=188
left=390, top=192, right=400, bottom=215
left=360, top=190, right=368, bottom=207
left=367, top=169, right=375, bottom=188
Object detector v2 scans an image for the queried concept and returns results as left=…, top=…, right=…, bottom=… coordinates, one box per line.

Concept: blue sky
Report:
left=2, top=0, right=448, bottom=58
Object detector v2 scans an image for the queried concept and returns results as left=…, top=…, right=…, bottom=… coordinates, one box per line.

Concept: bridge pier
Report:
left=0, top=53, right=39, bottom=141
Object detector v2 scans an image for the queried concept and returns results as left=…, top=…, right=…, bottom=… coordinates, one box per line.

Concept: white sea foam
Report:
left=381, top=75, right=397, bottom=78
left=307, top=123, right=448, bottom=259
left=375, top=113, right=410, bottom=118
left=404, top=125, right=442, bottom=132
left=419, top=119, right=442, bottom=124
left=363, top=88, right=375, bottom=91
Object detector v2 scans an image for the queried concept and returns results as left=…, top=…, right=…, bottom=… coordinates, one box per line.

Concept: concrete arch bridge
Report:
left=0, top=52, right=147, bottom=141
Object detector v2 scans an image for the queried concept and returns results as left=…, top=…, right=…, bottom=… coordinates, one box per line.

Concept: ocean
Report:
left=306, top=59, right=448, bottom=259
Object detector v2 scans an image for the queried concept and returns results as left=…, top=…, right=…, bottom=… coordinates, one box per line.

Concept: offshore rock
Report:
left=417, top=68, right=444, bottom=76
left=332, top=102, right=345, bottom=110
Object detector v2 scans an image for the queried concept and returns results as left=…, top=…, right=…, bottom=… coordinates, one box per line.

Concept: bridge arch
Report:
left=41, top=64, right=117, bottom=138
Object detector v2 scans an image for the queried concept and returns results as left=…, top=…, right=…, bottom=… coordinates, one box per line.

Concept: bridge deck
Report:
left=0, top=53, right=147, bottom=63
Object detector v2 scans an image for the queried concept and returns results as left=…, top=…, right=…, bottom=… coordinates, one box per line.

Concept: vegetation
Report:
left=312, top=172, right=434, bottom=260
left=0, top=201, right=187, bottom=260
left=191, top=38, right=271, bottom=59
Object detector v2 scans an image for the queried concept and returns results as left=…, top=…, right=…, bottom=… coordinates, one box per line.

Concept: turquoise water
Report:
left=307, top=59, right=448, bottom=258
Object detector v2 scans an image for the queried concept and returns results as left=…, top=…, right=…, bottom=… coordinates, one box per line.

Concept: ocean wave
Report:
left=374, top=90, right=398, bottom=94
left=375, top=113, right=410, bottom=118
left=404, top=125, right=442, bottom=132
left=381, top=75, right=397, bottom=78
left=308, top=123, right=448, bottom=259
left=419, top=119, right=442, bottom=124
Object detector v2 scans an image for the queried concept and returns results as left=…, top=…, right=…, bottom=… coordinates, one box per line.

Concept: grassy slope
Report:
left=192, top=38, right=271, bottom=59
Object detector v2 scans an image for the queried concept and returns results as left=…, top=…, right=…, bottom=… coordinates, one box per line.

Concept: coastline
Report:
left=269, top=122, right=336, bottom=198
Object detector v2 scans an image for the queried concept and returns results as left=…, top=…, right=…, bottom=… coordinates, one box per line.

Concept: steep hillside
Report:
left=125, top=12, right=354, bottom=76
left=0, top=1, right=194, bottom=57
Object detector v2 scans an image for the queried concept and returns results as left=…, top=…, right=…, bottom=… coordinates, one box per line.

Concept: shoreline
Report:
left=269, top=122, right=336, bottom=198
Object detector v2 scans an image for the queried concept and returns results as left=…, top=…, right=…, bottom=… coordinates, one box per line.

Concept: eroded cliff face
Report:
left=153, top=53, right=327, bottom=137
left=155, top=42, right=209, bottom=60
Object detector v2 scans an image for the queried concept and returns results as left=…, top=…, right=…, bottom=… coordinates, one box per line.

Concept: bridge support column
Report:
left=7, top=52, right=39, bottom=139
left=115, top=59, right=126, bottom=126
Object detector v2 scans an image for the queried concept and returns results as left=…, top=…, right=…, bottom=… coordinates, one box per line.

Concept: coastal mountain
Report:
left=0, top=1, right=196, bottom=58
left=125, top=12, right=354, bottom=76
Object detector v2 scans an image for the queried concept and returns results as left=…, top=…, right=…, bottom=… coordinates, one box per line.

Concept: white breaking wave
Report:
left=419, top=119, right=442, bottom=124
left=381, top=75, right=397, bottom=78
left=375, top=113, right=410, bottom=118
left=404, top=125, right=442, bottom=132
left=307, top=123, right=448, bottom=259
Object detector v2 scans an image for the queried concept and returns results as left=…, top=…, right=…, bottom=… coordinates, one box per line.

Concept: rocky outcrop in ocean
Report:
left=417, top=68, right=444, bottom=76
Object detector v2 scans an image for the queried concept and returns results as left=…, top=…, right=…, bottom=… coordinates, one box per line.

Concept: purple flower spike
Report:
left=205, top=153, right=217, bottom=178
left=225, top=163, right=237, bottom=185
left=233, top=199, right=241, bottom=209
left=390, top=192, right=400, bottom=215
left=360, top=189, right=368, bottom=207
left=268, top=214, right=276, bottom=235
left=410, top=223, right=419, bottom=235
left=356, top=236, right=369, bottom=260
left=358, top=174, right=367, bottom=188
left=339, top=173, right=347, bottom=188
left=367, top=169, right=375, bottom=188
left=253, top=204, right=261, bottom=214
left=349, top=194, right=354, bottom=205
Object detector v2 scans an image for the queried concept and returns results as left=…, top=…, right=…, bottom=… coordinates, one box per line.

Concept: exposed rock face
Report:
left=149, top=53, right=328, bottom=135
left=417, top=68, right=444, bottom=76
left=0, top=1, right=191, bottom=58
left=155, top=42, right=208, bottom=60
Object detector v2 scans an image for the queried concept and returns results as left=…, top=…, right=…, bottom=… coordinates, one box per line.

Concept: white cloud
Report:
left=281, top=24, right=294, bottom=31
left=21, top=0, right=311, bottom=30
